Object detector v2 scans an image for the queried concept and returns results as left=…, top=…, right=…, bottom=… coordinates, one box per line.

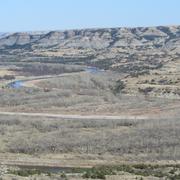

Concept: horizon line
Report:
left=1, top=23, right=180, bottom=33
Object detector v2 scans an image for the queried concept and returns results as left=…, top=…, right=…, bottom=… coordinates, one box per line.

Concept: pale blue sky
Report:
left=0, top=0, right=180, bottom=32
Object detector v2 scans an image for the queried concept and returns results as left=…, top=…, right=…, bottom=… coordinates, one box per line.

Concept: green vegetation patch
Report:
left=8, top=169, right=42, bottom=177
left=7, top=164, right=180, bottom=179
left=77, top=164, right=180, bottom=179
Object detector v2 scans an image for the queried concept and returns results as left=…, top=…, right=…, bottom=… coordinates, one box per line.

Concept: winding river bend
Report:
left=7, top=66, right=104, bottom=89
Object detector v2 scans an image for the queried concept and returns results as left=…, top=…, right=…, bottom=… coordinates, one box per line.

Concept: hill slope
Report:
left=0, top=26, right=180, bottom=98
left=0, top=26, right=180, bottom=71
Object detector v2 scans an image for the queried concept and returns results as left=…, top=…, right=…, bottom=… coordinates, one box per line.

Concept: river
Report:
left=7, top=66, right=104, bottom=89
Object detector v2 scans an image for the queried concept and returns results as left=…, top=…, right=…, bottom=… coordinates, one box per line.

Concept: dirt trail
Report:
left=0, top=111, right=149, bottom=120
left=1, top=153, right=180, bottom=169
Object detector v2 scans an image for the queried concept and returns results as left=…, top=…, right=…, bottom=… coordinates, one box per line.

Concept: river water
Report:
left=7, top=80, right=24, bottom=88
left=7, top=66, right=104, bottom=89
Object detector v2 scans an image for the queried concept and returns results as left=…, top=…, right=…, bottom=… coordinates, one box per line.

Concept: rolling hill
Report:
left=0, top=25, right=180, bottom=98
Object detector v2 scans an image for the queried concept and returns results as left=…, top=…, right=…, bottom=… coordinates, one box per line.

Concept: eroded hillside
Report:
left=0, top=26, right=180, bottom=98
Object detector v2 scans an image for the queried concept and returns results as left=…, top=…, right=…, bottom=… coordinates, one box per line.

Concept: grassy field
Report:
left=0, top=60, right=180, bottom=179
left=0, top=65, right=179, bottom=118
left=0, top=114, right=180, bottom=160
left=0, top=114, right=180, bottom=179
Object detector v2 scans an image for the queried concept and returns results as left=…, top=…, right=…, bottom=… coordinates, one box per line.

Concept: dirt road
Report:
left=0, top=111, right=149, bottom=120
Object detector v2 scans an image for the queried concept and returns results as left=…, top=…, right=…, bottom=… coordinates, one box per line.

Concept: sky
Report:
left=0, top=0, right=180, bottom=32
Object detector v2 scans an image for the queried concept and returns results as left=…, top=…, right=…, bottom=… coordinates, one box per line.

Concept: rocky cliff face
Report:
left=1, top=26, right=180, bottom=49
left=0, top=33, right=11, bottom=39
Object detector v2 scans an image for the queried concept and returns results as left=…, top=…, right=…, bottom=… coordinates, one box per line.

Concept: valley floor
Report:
left=0, top=63, right=180, bottom=179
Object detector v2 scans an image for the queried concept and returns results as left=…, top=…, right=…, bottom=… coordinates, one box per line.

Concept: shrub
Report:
left=138, top=87, right=154, bottom=95
left=82, top=166, right=116, bottom=179
left=61, top=172, right=67, bottom=179
left=9, top=169, right=41, bottom=177
left=0, top=75, right=15, bottom=80
left=111, top=80, right=125, bottom=95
